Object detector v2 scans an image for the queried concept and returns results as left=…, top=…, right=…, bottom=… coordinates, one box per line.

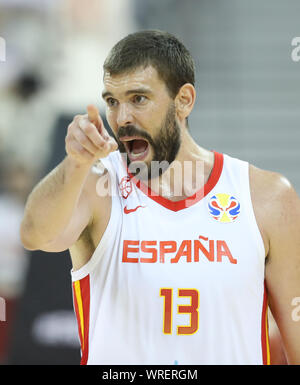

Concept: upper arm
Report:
left=262, top=172, right=300, bottom=364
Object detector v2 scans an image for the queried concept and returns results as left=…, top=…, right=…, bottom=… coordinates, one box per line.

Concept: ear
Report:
left=174, top=83, right=196, bottom=123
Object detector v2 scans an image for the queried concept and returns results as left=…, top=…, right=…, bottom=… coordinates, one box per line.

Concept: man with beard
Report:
left=21, top=30, right=299, bottom=365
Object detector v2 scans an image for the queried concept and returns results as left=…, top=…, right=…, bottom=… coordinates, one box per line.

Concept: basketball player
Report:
left=20, top=31, right=300, bottom=365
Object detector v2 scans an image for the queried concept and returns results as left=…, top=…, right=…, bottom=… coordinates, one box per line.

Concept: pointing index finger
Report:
left=87, top=104, right=100, bottom=126
left=86, top=104, right=109, bottom=140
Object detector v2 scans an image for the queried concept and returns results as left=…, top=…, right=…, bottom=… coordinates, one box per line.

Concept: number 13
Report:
left=160, top=288, right=199, bottom=335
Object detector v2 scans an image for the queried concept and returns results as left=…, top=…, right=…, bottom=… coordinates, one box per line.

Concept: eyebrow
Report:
left=102, top=87, right=153, bottom=100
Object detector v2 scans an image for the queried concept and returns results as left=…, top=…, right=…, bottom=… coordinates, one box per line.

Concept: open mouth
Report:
left=119, top=136, right=150, bottom=162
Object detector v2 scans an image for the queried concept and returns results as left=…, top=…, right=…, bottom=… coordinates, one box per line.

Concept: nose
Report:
left=116, top=102, right=134, bottom=127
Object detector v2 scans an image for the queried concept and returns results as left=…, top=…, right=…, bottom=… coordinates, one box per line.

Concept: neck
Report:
left=176, top=128, right=209, bottom=163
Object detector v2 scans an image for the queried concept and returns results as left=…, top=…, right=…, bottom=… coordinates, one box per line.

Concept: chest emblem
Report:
left=208, top=193, right=240, bottom=223
left=119, top=176, right=133, bottom=199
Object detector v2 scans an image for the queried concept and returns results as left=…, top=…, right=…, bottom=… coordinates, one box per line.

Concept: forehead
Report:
left=103, top=65, right=167, bottom=95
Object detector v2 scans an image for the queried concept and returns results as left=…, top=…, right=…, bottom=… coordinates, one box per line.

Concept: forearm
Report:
left=20, top=156, right=91, bottom=249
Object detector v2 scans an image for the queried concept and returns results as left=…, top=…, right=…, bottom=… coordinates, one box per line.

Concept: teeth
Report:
left=129, top=148, right=148, bottom=158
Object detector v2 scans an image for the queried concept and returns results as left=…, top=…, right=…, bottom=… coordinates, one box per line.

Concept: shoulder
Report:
left=249, top=163, right=300, bottom=255
left=78, top=159, right=112, bottom=233
left=249, top=164, right=298, bottom=210
left=83, top=159, right=110, bottom=196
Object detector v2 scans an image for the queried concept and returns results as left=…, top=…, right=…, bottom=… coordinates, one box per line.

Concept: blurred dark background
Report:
left=0, top=0, right=299, bottom=364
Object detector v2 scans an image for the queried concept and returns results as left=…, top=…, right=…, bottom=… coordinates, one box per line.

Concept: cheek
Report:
left=135, top=106, right=164, bottom=132
left=106, top=109, right=117, bottom=131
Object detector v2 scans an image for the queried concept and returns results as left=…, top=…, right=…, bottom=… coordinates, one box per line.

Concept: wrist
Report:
left=63, top=156, right=94, bottom=182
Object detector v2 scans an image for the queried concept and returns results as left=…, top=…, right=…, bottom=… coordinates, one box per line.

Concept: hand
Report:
left=65, top=104, right=118, bottom=166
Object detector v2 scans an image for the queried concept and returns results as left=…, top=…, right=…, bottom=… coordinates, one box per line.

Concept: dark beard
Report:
left=117, top=103, right=181, bottom=180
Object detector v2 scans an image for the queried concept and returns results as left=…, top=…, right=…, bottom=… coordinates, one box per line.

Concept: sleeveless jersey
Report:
left=71, top=150, right=270, bottom=365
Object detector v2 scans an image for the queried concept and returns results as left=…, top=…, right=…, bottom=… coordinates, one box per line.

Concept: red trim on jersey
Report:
left=127, top=151, right=223, bottom=212
left=261, top=281, right=271, bottom=365
left=72, top=275, right=90, bottom=365
left=72, top=283, right=83, bottom=350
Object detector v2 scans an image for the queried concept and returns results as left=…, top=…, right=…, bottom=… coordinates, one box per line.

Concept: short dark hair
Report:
left=103, top=30, right=195, bottom=98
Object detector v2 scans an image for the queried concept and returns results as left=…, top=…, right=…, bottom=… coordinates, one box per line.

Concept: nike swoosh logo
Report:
left=124, top=205, right=146, bottom=214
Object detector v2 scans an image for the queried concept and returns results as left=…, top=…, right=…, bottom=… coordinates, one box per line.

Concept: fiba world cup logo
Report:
left=119, top=176, right=133, bottom=199
left=208, top=193, right=240, bottom=223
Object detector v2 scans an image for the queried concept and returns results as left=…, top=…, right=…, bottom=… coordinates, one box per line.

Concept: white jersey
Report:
left=71, top=150, right=270, bottom=365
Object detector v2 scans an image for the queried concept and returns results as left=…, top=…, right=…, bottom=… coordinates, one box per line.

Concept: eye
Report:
left=106, top=97, right=118, bottom=107
left=132, top=95, right=147, bottom=104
